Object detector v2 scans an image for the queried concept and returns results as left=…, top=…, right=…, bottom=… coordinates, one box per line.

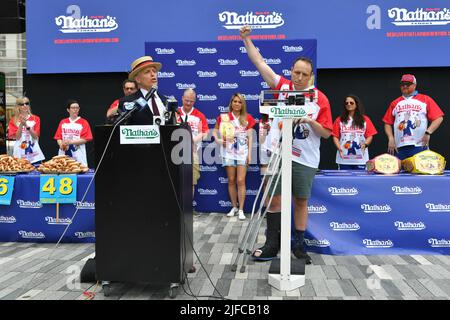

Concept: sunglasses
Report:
left=400, top=83, right=413, bottom=87
left=18, top=102, right=30, bottom=106
left=345, top=101, right=355, bottom=106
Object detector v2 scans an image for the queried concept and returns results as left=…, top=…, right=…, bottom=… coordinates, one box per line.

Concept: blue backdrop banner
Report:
left=143, top=39, right=316, bottom=214
left=27, top=0, right=450, bottom=73
left=305, top=171, right=450, bottom=255
left=0, top=172, right=95, bottom=243
left=1, top=172, right=448, bottom=255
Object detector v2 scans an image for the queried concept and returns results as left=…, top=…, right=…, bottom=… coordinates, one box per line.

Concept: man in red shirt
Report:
left=106, top=79, right=138, bottom=123
left=383, top=74, right=444, bottom=160
left=177, top=89, right=209, bottom=194
left=240, top=25, right=333, bottom=263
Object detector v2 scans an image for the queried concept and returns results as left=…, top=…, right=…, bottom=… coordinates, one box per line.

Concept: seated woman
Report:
left=7, top=97, right=45, bottom=164
left=54, top=100, right=93, bottom=166
left=212, top=93, right=256, bottom=220
left=332, top=94, right=377, bottom=170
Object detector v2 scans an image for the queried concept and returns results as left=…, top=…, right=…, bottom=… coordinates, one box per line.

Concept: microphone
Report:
left=114, top=97, right=148, bottom=124
left=154, top=117, right=162, bottom=126
left=144, top=85, right=158, bottom=101
left=114, top=85, right=158, bottom=124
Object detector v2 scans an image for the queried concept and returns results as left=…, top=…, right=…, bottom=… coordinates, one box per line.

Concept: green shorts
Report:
left=268, top=161, right=317, bottom=199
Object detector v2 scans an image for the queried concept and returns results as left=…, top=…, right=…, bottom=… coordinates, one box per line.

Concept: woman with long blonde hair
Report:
left=213, top=93, right=256, bottom=220
left=7, top=97, right=45, bottom=164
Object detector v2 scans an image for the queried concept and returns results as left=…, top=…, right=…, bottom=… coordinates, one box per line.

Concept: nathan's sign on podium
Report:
left=268, top=105, right=318, bottom=119
left=120, top=125, right=160, bottom=144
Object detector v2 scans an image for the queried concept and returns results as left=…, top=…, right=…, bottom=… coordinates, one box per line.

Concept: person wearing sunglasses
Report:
left=106, top=79, right=138, bottom=123
left=332, top=94, right=377, bottom=170
left=7, top=97, right=45, bottom=164
left=383, top=74, right=444, bottom=160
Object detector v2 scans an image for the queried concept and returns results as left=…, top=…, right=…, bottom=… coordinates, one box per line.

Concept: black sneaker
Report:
left=292, top=248, right=312, bottom=264
left=252, top=245, right=279, bottom=261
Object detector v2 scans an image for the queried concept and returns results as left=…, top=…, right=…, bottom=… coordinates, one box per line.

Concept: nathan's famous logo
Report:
left=270, top=106, right=307, bottom=118
left=197, top=47, right=217, bottom=54
left=16, top=199, right=43, bottom=208
left=282, top=69, right=292, bottom=77
left=197, top=188, right=218, bottom=195
left=75, top=231, right=95, bottom=239
left=428, top=238, right=450, bottom=248
left=219, top=200, right=232, bottom=207
left=388, top=7, right=450, bottom=26
left=218, top=177, right=228, bottom=184
left=55, top=5, right=118, bottom=33
left=176, top=83, right=196, bottom=90
left=308, top=205, right=328, bottom=214
left=197, top=71, right=218, bottom=78
left=218, top=82, right=239, bottom=89
left=363, top=239, right=394, bottom=248
left=361, top=204, right=392, bottom=213
left=328, top=187, right=358, bottom=196
left=75, top=201, right=95, bottom=210
left=330, top=222, right=360, bottom=231
left=19, top=230, right=45, bottom=239
left=425, top=203, right=450, bottom=213
left=218, top=59, right=238, bottom=66
left=391, top=186, right=422, bottom=195
left=261, top=81, right=270, bottom=89
left=394, top=221, right=426, bottom=231
left=282, top=45, right=303, bottom=52
left=218, top=11, right=285, bottom=29
left=45, top=216, right=72, bottom=225
left=176, top=59, right=196, bottom=66
left=217, top=106, right=229, bottom=113
left=158, top=71, right=175, bottom=78
left=239, top=46, right=259, bottom=54
left=263, top=58, right=282, bottom=65
left=200, top=165, right=217, bottom=172
left=121, top=128, right=159, bottom=139
left=0, top=216, right=16, bottom=224
left=304, top=238, right=331, bottom=248
left=197, top=94, right=217, bottom=101
left=239, top=70, right=260, bottom=77
left=155, top=48, right=175, bottom=55
left=242, top=94, right=259, bottom=101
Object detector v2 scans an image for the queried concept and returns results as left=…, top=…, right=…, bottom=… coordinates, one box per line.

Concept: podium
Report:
left=94, top=124, right=193, bottom=288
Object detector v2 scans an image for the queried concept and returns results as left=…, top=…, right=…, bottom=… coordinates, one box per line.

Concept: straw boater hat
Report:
left=128, top=56, right=162, bottom=80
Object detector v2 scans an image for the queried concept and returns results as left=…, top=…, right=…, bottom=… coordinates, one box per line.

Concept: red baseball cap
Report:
left=400, top=74, right=416, bottom=84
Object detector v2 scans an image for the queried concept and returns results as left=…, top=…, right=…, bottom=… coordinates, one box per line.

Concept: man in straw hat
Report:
left=117, top=56, right=168, bottom=125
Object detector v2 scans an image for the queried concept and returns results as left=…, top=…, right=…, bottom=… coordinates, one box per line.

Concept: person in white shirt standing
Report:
left=383, top=74, right=444, bottom=160
left=240, top=25, right=333, bottom=263
left=176, top=89, right=209, bottom=196
left=54, top=100, right=93, bottom=166
left=332, top=94, right=377, bottom=170
left=7, top=97, right=45, bottom=164
left=212, top=93, right=257, bottom=221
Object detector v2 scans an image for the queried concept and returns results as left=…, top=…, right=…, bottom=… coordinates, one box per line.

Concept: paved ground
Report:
left=1, top=213, right=449, bottom=300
